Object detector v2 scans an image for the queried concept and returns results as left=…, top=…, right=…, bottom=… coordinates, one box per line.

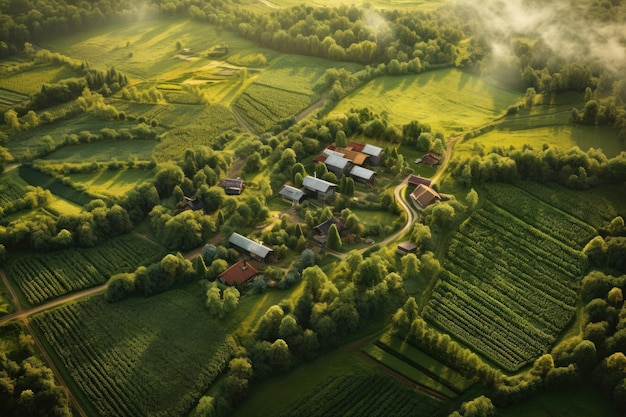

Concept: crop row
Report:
left=278, top=374, right=442, bottom=417
left=475, top=203, right=588, bottom=278
left=449, top=229, right=578, bottom=306
left=9, top=235, right=165, bottom=305
left=511, top=181, right=626, bottom=228
left=481, top=182, right=597, bottom=248
left=0, top=179, right=27, bottom=208
left=33, top=292, right=234, bottom=417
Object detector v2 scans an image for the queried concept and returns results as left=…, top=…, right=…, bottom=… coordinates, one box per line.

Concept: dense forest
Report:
left=1, top=1, right=626, bottom=417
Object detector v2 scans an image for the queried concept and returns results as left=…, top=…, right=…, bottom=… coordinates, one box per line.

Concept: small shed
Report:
left=396, top=241, right=418, bottom=255
left=313, top=217, right=343, bottom=244
left=219, top=259, right=258, bottom=286
left=228, top=232, right=273, bottom=262
left=361, top=144, right=383, bottom=165
left=279, top=185, right=306, bottom=204
left=220, top=178, right=244, bottom=195
left=325, top=154, right=352, bottom=177
left=184, top=196, right=205, bottom=211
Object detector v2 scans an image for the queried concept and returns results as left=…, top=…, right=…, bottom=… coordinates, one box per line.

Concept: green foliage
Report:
left=325, top=223, right=342, bottom=251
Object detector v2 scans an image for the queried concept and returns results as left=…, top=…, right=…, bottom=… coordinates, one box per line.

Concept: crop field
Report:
left=0, top=87, right=28, bottom=112
left=33, top=290, right=234, bottom=417
left=361, top=344, right=458, bottom=398
left=377, top=332, right=473, bottom=393
left=422, top=184, right=589, bottom=372
left=277, top=373, right=444, bottom=417
left=67, top=168, right=154, bottom=198
left=8, top=234, right=166, bottom=305
left=233, top=83, right=314, bottom=132
left=19, top=165, right=93, bottom=206
left=512, top=181, right=626, bottom=229
left=0, top=171, right=28, bottom=212
left=42, top=140, right=156, bottom=163
left=154, top=103, right=239, bottom=160
left=330, top=69, right=523, bottom=133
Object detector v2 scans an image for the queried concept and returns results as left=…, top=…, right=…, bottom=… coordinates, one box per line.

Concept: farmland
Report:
left=0, top=1, right=625, bottom=417
left=32, top=290, right=234, bottom=417
left=422, top=183, right=592, bottom=371
left=329, top=69, right=524, bottom=133
left=8, top=234, right=166, bottom=306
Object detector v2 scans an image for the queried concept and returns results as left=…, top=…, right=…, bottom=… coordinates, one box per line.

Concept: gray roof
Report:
left=279, top=185, right=305, bottom=201
left=229, top=233, right=273, bottom=258
left=323, top=149, right=344, bottom=158
left=362, top=144, right=383, bottom=157
left=302, top=176, right=337, bottom=193
left=325, top=154, right=351, bottom=170
left=350, top=165, right=376, bottom=180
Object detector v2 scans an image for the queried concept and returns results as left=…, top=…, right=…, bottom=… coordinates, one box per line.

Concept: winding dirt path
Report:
left=0, top=267, right=21, bottom=313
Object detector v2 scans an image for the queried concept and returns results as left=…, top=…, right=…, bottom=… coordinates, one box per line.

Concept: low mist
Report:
left=459, top=0, right=626, bottom=73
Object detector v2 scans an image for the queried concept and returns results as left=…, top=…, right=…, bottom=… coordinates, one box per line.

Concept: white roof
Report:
left=325, top=155, right=351, bottom=169
left=362, top=144, right=383, bottom=157
left=302, top=176, right=336, bottom=193
left=323, top=149, right=344, bottom=158
left=279, top=185, right=305, bottom=201
left=350, top=165, right=376, bottom=180
left=229, top=233, right=273, bottom=258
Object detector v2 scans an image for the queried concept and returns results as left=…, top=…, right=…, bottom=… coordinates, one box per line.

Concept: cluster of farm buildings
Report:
left=182, top=141, right=443, bottom=286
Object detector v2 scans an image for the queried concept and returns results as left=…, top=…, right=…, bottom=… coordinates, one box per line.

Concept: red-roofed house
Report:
left=407, top=174, right=432, bottom=188
left=219, top=259, right=259, bottom=286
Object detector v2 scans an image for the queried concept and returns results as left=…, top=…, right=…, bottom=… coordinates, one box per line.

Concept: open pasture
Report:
left=19, top=165, right=93, bottom=206
left=43, top=140, right=156, bottom=164
left=0, top=63, right=82, bottom=95
left=68, top=168, right=154, bottom=198
left=423, top=184, right=589, bottom=372
left=33, top=290, right=234, bottom=417
left=8, top=234, right=166, bottom=306
left=0, top=88, right=28, bottom=112
left=330, top=68, right=523, bottom=133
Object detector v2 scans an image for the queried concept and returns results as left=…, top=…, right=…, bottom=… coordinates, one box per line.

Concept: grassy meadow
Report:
left=67, top=168, right=154, bottom=198
left=330, top=69, right=524, bottom=134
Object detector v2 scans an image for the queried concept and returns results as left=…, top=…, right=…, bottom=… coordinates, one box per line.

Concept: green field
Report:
left=330, top=69, right=524, bottom=133
left=0, top=63, right=82, bottom=95
left=238, top=0, right=450, bottom=13
left=68, top=168, right=154, bottom=198
left=33, top=289, right=234, bottom=417
left=43, top=140, right=156, bottom=163
left=497, top=386, right=620, bottom=417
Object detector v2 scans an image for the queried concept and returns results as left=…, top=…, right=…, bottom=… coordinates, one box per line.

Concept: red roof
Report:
left=313, top=155, right=327, bottom=164
left=347, top=141, right=365, bottom=152
left=219, top=260, right=259, bottom=286
left=407, top=175, right=432, bottom=187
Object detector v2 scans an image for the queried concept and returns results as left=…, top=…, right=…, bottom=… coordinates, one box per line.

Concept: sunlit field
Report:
left=239, top=0, right=450, bottom=13
left=330, top=68, right=524, bottom=134
left=68, top=168, right=154, bottom=198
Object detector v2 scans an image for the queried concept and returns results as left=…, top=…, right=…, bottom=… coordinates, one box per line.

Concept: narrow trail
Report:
left=0, top=266, right=21, bottom=313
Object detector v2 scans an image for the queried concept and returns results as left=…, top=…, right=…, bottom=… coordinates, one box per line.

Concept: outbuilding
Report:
left=302, top=176, right=337, bottom=202
left=219, top=259, right=259, bottom=286
left=410, top=183, right=441, bottom=209
left=279, top=185, right=306, bottom=204
left=228, top=232, right=273, bottom=262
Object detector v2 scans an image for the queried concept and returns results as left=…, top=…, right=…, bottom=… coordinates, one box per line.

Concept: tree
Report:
left=244, top=152, right=262, bottom=173
left=401, top=253, right=421, bottom=281
left=459, top=395, right=495, bottom=417
left=326, top=223, right=342, bottom=251
left=222, top=287, right=240, bottom=316
left=206, top=286, right=223, bottom=317
left=466, top=188, right=479, bottom=210
left=335, top=130, right=348, bottom=147
left=4, top=109, right=20, bottom=129
left=608, top=287, right=624, bottom=307
left=269, top=339, right=292, bottom=372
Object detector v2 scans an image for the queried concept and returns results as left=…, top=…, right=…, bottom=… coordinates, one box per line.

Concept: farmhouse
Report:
left=416, top=150, right=441, bottom=167
left=313, top=217, right=343, bottom=244
left=228, top=232, right=273, bottom=262
left=410, top=183, right=441, bottom=209
left=219, top=178, right=244, bottom=195
left=407, top=174, right=432, bottom=188
left=218, top=259, right=258, bottom=286
left=302, top=176, right=337, bottom=202
left=349, top=165, right=376, bottom=186
left=396, top=241, right=418, bottom=256
left=278, top=185, right=306, bottom=204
